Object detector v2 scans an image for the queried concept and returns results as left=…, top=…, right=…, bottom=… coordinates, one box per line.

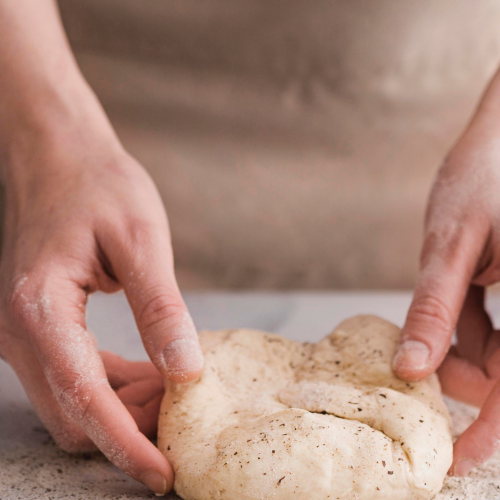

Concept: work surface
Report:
left=1, top=291, right=500, bottom=499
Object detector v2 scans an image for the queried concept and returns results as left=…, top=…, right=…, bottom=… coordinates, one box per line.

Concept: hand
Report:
left=0, top=117, right=203, bottom=495
left=392, top=76, right=500, bottom=477
left=97, top=351, right=165, bottom=439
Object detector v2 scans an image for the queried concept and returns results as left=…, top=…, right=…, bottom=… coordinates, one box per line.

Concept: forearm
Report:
left=0, top=0, right=117, bottom=179
left=476, top=65, right=500, bottom=116
left=455, top=65, right=500, bottom=148
left=435, top=64, right=500, bottom=169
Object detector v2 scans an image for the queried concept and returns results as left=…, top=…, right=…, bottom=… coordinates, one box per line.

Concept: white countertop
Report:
left=1, top=291, right=499, bottom=499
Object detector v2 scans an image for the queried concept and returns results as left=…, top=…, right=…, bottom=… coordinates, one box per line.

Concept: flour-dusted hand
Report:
left=0, top=0, right=203, bottom=495
left=392, top=67, right=500, bottom=476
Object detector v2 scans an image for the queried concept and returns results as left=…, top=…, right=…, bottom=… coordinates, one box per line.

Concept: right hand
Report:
left=392, top=76, right=500, bottom=477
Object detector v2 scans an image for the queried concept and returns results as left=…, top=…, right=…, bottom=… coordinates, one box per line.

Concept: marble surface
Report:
left=1, top=291, right=500, bottom=499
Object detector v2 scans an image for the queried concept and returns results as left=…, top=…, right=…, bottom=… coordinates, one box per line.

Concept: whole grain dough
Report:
left=158, top=315, right=453, bottom=500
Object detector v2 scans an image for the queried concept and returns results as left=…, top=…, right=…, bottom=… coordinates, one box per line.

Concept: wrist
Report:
left=459, top=66, right=500, bottom=143
left=0, top=78, right=122, bottom=188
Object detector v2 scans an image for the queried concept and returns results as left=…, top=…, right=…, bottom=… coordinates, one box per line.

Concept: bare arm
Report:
left=0, top=0, right=111, bottom=154
left=0, top=1, right=203, bottom=495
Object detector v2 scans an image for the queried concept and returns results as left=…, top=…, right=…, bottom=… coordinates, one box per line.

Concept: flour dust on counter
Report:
left=434, top=398, right=500, bottom=500
left=0, top=424, right=180, bottom=500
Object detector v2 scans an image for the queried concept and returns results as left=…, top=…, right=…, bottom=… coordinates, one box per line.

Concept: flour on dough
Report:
left=158, top=315, right=453, bottom=500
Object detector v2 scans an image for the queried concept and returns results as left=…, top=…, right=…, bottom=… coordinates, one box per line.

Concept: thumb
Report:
left=393, top=220, right=488, bottom=381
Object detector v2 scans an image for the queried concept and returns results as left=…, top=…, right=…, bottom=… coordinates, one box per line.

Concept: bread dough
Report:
left=158, top=315, right=453, bottom=500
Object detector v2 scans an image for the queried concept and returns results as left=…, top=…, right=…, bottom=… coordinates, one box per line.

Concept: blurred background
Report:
left=57, top=0, right=500, bottom=290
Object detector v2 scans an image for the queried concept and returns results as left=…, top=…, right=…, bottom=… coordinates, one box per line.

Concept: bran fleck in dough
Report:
left=158, top=315, right=453, bottom=500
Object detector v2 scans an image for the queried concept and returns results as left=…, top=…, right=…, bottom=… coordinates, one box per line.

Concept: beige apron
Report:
left=59, top=0, right=500, bottom=289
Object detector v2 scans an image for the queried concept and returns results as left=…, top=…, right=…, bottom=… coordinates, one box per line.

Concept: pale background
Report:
left=58, top=0, right=500, bottom=290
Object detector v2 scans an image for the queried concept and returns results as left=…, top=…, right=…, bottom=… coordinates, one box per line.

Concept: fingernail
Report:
left=141, top=471, right=167, bottom=496
left=453, top=459, right=476, bottom=477
left=393, top=340, right=430, bottom=372
left=163, top=337, right=204, bottom=381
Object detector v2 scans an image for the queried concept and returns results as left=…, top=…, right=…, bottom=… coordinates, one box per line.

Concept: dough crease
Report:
left=158, top=315, right=453, bottom=500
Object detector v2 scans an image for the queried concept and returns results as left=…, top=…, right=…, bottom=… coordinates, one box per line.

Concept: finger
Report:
left=126, top=393, right=163, bottom=439
left=438, top=351, right=496, bottom=407
left=96, top=217, right=204, bottom=383
left=485, top=342, right=500, bottom=379
left=451, top=378, right=500, bottom=476
left=4, top=338, right=95, bottom=453
left=100, top=351, right=162, bottom=389
left=12, top=273, right=173, bottom=495
left=116, top=378, right=164, bottom=407
left=393, top=218, right=489, bottom=381
left=455, top=286, right=492, bottom=366
left=103, top=353, right=163, bottom=437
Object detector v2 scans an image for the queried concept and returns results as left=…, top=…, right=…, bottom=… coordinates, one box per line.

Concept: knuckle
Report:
left=125, top=217, right=168, bottom=249
left=7, top=273, right=53, bottom=334
left=422, top=214, right=488, bottom=271
left=420, top=229, right=462, bottom=269
left=8, top=275, right=37, bottom=326
left=408, top=294, right=452, bottom=334
left=53, top=428, right=95, bottom=454
left=138, top=289, right=186, bottom=332
left=121, top=217, right=173, bottom=264
left=49, top=370, right=95, bottom=423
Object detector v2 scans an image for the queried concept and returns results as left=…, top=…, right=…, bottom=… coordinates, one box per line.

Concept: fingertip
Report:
left=450, top=458, right=477, bottom=477
left=128, top=439, right=174, bottom=495
left=392, top=340, right=433, bottom=381
left=394, top=292, right=456, bottom=381
left=140, top=470, right=171, bottom=496
left=167, top=366, right=204, bottom=384
left=162, top=336, right=204, bottom=383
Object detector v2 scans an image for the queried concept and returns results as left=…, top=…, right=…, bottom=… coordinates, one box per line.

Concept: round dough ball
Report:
left=158, top=315, right=453, bottom=500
